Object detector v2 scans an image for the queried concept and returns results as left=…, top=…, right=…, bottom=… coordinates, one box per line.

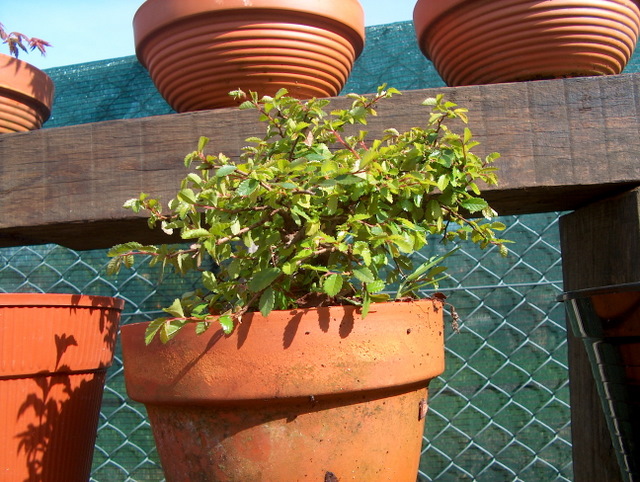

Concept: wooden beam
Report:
left=559, top=187, right=640, bottom=482
left=1, top=74, right=640, bottom=250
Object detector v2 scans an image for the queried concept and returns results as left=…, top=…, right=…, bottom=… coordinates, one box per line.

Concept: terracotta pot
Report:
left=561, top=282, right=640, bottom=480
left=121, top=299, right=444, bottom=480
left=414, top=0, right=640, bottom=86
left=0, top=53, right=54, bottom=133
left=133, top=0, right=365, bottom=112
left=0, top=293, right=124, bottom=481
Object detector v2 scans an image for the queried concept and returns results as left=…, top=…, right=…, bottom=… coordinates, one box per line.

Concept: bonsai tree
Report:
left=0, top=22, right=50, bottom=57
left=108, top=86, right=510, bottom=344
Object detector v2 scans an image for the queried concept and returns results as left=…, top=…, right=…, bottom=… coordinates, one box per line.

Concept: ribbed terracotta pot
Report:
left=121, top=299, right=444, bottom=481
left=133, top=0, right=365, bottom=112
left=0, top=54, right=54, bottom=133
left=414, top=0, right=640, bottom=86
left=0, top=293, right=124, bottom=481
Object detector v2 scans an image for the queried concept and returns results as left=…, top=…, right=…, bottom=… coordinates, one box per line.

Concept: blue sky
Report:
left=2, top=0, right=416, bottom=70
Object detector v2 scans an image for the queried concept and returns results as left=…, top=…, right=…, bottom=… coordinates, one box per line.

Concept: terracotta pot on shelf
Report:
left=133, top=0, right=365, bottom=113
left=0, top=293, right=124, bottom=481
left=0, top=53, right=54, bottom=133
left=413, top=0, right=640, bottom=86
left=121, top=300, right=444, bottom=480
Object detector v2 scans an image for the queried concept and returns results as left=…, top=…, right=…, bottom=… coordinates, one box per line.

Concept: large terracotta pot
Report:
left=121, top=299, right=444, bottom=480
left=133, top=0, right=365, bottom=112
left=0, top=293, right=124, bottom=481
left=0, top=53, right=54, bottom=133
left=561, top=282, right=640, bottom=481
left=414, top=0, right=640, bottom=86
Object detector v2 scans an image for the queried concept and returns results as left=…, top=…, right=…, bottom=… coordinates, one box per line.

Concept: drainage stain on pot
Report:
left=325, top=471, right=339, bottom=482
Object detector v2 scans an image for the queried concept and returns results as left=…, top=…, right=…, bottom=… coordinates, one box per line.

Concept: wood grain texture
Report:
left=1, top=74, right=640, bottom=250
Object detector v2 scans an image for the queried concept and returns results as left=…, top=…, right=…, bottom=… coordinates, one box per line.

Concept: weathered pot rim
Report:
left=0, top=292, right=125, bottom=310
left=133, top=0, right=366, bottom=54
left=0, top=53, right=54, bottom=112
left=121, top=299, right=444, bottom=405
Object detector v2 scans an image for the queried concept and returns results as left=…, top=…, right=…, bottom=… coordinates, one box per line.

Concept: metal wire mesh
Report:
left=417, top=214, right=571, bottom=481
left=0, top=212, right=571, bottom=480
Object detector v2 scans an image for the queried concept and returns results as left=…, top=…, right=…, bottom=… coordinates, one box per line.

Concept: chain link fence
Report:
left=0, top=19, right=582, bottom=481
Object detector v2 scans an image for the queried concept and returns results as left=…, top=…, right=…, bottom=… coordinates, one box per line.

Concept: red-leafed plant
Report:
left=0, top=22, right=50, bottom=58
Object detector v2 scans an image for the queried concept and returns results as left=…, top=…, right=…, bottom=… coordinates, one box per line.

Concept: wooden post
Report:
left=559, top=187, right=640, bottom=482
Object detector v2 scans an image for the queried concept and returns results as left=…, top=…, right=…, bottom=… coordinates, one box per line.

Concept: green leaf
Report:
left=463, top=127, right=473, bottom=144
left=321, top=160, right=339, bottom=175
left=178, top=188, right=197, bottom=204
left=106, top=257, right=122, bottom=275
left=335, top=174, right=363, bottom=185
left=323, top=273, right=343, bottom=297
left=248, top=268, right=282, bottom=292
left=197, top=136, right=209, bottom=151
left=436, top=174, right=449, bottom=192
left=202, top=271, right=217, bottom=291
left=391, top=233, right=415, bottom=254
left=461, top=197, right=489, bottom=213
left=366, top=279, right=385, bottom=293
left=218, top=314, right=235, bottom=335
left=353, top=266, right=375, bottom=284
left=181, top=228, right=210, bottom=239
left=195, top=321, right=211, bottom=335
left=282, top=261, right=297, bottom=275
left=216, top=165, right=237, bottom=177
left=144, top=318, right=166, bottom=345
left=160, top=320, right=187, bottom=344
left=259, top=287, right=275, bottom=317
left=361, top=290, right=371, bottom=318
left=237, top=179, right=259, bottom=196
left=163, top=299, right=185, bottom=318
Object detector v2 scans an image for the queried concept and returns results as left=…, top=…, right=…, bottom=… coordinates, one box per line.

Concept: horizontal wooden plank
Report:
left=1, top=74, right=640, bottom=250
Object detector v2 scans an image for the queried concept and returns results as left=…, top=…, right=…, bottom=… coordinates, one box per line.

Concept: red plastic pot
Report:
left=0, top=293, right=124, bottom=481
left=0, top=53, right=54, bottom=133
left=121, top=299, right=444, bottom=480
left=414, top=0, right=640, bottom=86
left=133, top=0, right=365, bottom=112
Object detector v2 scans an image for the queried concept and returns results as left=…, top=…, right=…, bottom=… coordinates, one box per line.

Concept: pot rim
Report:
left=0, top=292, right=125, bottom=310
left=133, top=0, right=365, bottom=53
left=121, top=298, right=444, bottom=404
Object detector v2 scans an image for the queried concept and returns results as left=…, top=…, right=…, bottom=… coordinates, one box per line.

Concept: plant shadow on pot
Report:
left=15, top=366, right=107, bottom=480
left=0, top=294, right=122, bottom=482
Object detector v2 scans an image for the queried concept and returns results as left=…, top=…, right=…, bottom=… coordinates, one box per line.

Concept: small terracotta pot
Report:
left=0, top=54, right=54, bottom=133
left=133, top=0, right=365, bottom=112
left=414, top=0, right=640, bottom=86
left=121, top=300, right=444, bottom=480
left=0, top=293, right=124, bottom=481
